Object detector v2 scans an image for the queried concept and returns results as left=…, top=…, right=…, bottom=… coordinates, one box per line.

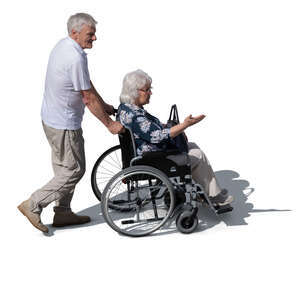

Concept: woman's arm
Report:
left=170, top=114, right=206, bottom=138
left=131, top=115, right=171, bottom=144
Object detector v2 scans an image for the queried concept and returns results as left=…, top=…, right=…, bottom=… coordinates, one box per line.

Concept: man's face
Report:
left=72, top=24, right=97, bottom=49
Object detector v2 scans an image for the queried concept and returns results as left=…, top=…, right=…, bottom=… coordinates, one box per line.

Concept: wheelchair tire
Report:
left=91, top=145, right=122, bottom=201
left=101, top=165, right=176, bottom=237
left=176, top=210, right=198, bottom=234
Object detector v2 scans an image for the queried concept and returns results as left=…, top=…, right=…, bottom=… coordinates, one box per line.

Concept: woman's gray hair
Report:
left=120, top=69, right=152, bottom=104
left=67, top=13, right=97, bottom=34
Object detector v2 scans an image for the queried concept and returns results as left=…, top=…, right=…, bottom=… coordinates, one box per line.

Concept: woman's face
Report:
left=135, top=83, right=152, bottom=107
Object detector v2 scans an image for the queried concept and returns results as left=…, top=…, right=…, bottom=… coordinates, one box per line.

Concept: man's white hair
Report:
left=67, top=13, right=97, bottom=35
left=120, top=70, right=152, bottom=104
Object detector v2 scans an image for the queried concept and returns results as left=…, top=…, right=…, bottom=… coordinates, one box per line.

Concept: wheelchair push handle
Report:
left=109, top=108, right=118, bottom=117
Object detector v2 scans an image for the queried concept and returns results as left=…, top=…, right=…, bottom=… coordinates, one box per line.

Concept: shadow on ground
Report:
left=195, top=170, right=290, bottom=233
left=44, top=170, right=290, bottom=237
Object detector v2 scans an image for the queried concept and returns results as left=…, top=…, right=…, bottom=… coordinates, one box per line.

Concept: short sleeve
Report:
left=118, top=109, right=134, bottom=127
left=69, top=57, right=91, bottom=91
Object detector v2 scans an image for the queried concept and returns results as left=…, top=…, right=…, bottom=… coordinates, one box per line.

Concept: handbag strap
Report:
left=168, top=104, right=180, bottom=122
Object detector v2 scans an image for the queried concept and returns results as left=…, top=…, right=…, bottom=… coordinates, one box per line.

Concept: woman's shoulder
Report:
left=118, top=103, right=144, bottom=125
left=119, top=103, right=145, bottom=115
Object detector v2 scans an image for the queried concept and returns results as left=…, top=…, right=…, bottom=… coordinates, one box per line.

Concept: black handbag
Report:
left=166, top=104, right=189, bottom=153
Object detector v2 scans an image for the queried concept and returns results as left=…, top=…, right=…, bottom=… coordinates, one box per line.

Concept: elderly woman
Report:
left=118, top=69, right=233, bottom=206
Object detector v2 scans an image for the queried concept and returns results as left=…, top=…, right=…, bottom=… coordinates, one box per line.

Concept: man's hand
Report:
left=183, top=114, right=206, bottom=128
left=107, top=121, right=124, bottom=134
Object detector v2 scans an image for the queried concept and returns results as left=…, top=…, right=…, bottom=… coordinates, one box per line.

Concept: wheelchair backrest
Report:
left=118, top=127, right=137, bottom=168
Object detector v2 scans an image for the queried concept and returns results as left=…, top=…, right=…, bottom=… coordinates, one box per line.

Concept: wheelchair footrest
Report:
left=112, top=200, right=131, bottom=204
left=215, top=204, right=233, bottom=214
left=121, top=217, right=164, bottom=225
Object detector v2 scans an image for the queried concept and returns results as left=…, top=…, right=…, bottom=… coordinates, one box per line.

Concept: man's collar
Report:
left=67, top=36, right=87, bottom=56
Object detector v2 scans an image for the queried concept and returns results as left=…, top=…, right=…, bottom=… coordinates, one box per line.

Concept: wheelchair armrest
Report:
left=142, top=150, right=182, bottom=159
left=142, top=151, right=166, bottom=159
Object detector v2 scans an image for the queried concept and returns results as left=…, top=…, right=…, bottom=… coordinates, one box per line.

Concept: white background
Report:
left=0, top=0, right=299, bottom=299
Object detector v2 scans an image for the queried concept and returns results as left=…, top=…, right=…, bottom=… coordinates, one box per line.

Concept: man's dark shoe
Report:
left=18, top=200, right=49, bottom=233
left=52, top=206, right=91, bottom=227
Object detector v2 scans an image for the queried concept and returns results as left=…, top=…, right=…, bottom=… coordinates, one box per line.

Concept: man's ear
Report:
left=71, top=28, right=78, bottom=39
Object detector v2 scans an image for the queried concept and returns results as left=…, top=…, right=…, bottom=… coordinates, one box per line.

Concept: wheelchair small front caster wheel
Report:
left=176, top=210, right=198, bottom=234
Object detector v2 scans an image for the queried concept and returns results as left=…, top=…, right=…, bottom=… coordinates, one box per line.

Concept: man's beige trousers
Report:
left=29, top=122, right=85, bottom=213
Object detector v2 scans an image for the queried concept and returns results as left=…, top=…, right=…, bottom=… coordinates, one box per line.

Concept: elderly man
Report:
left=18, top=13, right=123, bottom=233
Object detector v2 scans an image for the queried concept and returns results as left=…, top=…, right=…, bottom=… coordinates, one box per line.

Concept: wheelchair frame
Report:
left=97, top=127, right=233, bottom=237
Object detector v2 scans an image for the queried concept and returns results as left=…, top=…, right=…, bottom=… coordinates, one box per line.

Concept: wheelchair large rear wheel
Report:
left=91, top=145, right=122, bottom=201
left=101, top=166, right=176, bottom=237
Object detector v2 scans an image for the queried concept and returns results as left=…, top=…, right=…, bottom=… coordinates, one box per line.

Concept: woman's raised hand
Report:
left=170, top=114, right=206, bottom=138
left=183, top=114, right=206, bottom=128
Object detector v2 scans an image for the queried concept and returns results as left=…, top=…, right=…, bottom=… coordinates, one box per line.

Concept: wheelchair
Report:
left=91, top=128, right=233, bottom=237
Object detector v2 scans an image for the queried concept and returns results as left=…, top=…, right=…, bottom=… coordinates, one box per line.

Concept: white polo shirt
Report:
left=41, top=36, right=91, bottom=130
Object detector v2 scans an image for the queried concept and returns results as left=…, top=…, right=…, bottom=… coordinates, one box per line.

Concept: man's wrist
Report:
left=106, top=118, right=114, bottom=128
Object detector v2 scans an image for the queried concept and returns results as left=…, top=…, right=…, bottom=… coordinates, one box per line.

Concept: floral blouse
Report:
left=117, top=103, right=171, bottom=155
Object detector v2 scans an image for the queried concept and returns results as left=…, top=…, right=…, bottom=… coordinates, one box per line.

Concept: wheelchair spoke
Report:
left=97, top=168, right=117, bottom=176
left=101, top=156, right=121, bottom=171
left=113, top=150, right=122, bottom=168
left=91, top=145, right=123, bottom=202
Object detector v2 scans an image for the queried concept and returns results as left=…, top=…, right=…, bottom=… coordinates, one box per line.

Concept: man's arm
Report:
left=81, top=89, right=123, bottom=134
left=90, top=81, right=115, bottom=115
